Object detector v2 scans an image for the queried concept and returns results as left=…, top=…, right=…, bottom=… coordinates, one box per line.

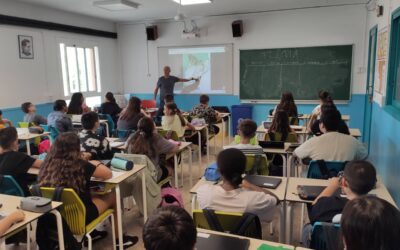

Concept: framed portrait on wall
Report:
left=18, top=35, right=34, bottom=59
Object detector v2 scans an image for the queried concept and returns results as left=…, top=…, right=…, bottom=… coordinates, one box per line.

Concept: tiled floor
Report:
left=6, top=131, right=308, bottom=249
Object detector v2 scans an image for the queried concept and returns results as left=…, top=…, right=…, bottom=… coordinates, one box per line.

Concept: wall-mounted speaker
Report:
left=146, top=25, right=158, bottom=40
left=232, top=20, right=243, bottom=37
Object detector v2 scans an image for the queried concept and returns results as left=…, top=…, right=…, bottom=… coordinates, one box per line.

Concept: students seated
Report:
left=47, top=100, right=73, bottom=132
left=67, top=92, right=90, bottom=115
left=309, top=102, right=350, bottom=136
left=294, top=109, right=367, bottom=162
left=0, top=210, right=25, bottom=236
left=79, top=112, right=113, bottom=160
left=273, top=91, right=298, bottom=118
left=301, top=160, right=377, bottom=246
left=341, top=196, right=400, bottom=250
left=143, top=206, right=197, bottom=250
left=223, top=119, right=263, bottom=154
left=307, top=90, right=333, bottom=129
left=0, top=127, right=42, bottom=195
left=117, top=97, right=147, bottom=131
left=21, top=102, right=47, bottom=125
left=162, top=102, right=194, bottom=138
left=126, top=117, right=179, bottom=182
left=189, top=94, right=221, bottom=135
left=268, top=109, right=298, bottom=142
left=38, top=132, right=138, bottom=248
left=0, top=110, right=12, bottom=129
left=99, top=92, right=122, bottom=126
left=197, top=148, right=278, bottom=222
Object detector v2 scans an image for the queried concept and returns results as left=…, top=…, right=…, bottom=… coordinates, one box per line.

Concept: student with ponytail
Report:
left=197, top=148, right=278, bottom=222
left=126, top=117, right=179, bottom=182
left=162, top=102, right=195, bottom=138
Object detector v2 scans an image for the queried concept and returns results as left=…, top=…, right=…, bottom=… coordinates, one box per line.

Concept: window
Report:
left=60, top=44, right=102, bottom=107
left=387, top=8, right=400, bottom=111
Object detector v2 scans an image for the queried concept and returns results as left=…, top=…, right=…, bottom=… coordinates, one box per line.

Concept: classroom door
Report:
left=363, top=26, right=378, bottom=153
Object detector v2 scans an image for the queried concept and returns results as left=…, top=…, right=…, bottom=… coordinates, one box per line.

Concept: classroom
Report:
left=0, top=0, right=400, bottom=249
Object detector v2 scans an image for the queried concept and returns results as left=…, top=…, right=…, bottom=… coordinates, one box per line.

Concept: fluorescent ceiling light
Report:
left=93, top=0, right=140, bottom=11
left=173, top=0, right=212, bottom=6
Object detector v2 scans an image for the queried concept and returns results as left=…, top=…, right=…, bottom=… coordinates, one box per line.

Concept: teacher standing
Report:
left=153, top=65, right=197, bottom=117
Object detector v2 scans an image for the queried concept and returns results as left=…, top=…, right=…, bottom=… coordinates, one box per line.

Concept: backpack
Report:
left=160, top=187, right=184, bottom=207
left=31, top=185, right=82, bottom=250
left=204, top=162, right=221, bottom=181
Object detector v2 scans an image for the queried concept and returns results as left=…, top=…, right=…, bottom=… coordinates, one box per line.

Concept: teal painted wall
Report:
left=369, top=102, right=400, bottom=206
left=1, top=103, right=53, bottom=125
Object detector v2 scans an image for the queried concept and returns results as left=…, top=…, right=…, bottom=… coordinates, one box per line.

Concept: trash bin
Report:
left=231, top=105, right=253, bottom=135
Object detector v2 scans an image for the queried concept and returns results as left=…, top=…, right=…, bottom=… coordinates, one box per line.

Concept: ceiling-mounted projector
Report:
left=174, top=13, right=185, bottom=21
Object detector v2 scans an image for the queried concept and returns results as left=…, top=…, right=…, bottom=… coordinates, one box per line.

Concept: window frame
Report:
left=387, top=7, right=400, bottom=112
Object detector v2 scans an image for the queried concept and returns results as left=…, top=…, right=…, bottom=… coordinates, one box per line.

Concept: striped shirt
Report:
left=223, top=143, right=264, bottom=155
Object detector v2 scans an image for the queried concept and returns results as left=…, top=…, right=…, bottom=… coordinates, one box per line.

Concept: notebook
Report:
left=196, top=232, right=250, bottom=250
left=297, top=185, right=342, bottom=200
left=244, top=175, right=282, bottom=189
left=258, top=141, right=284, bottom=149
left=71, top=115, right=82, bottom=123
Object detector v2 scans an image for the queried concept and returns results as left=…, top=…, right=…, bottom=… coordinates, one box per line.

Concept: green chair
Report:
left=264, top=132, right=297, bottom=142
left=98, top=114, right=115, bottom=136
left=289, top=117, right=299, bottom=125
left=38, top=187, right=116, bottom=250
left=310, top=222, right=341, bottom=250
left=158, top=129, right=179, bottom=141
left=17, top=122, right=29, bottom=128
left=0, top=175, right=24, bottom=197
left=193, top=209, right=262, bottom=239
left=307, top=160, right=346, bottom=180
left=245, top=154, right=269, bottom=176
left=113, top=129, right=134, bottom=139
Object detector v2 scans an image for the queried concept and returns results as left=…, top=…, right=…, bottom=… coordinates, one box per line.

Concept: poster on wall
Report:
left=18, top=35, right=34, bottom=59
left=375, top=27, right=388, bottom=94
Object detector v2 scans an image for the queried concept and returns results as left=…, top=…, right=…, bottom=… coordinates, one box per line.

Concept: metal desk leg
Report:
left=221, top=119, right=225, bottom=147
left=198, top=131, right=202, bottom=169
left=50, top=210, right=65, bottom=250
left=285, top=201, right=294, bottom=245
left=142, top=170, right=147, bottom=222
left=26, top=139, right=31, bottom=155
left=189, top=148, right=193, bottom=188
left=115, top=185, right=123, bottom=250
left=174, top=154, right=179, bottom=188
left=279, top=202, right=286, bottom=243
left=228, top=115, right=231, bottom=144
left=280, top=154, right=287, bottom=177
left=104, top=122, right=110, bottom=138
left=206, top=127, right=210, bottom=163
left=191, top=194, right=197, bottom=213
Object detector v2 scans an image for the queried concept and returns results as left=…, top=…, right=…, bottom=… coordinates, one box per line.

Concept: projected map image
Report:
left=179, top=53, right=210, bottom=93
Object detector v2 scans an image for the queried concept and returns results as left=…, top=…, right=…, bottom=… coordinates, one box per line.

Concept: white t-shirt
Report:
left=161, top=115, right=187, bottom=138
left=294, top=132, right=367, bottom=161
left=311, top=104, right=322, bottom=119
left=223, top=144, right=264, bottom=155
left=196, top=184, right=277, bottom=222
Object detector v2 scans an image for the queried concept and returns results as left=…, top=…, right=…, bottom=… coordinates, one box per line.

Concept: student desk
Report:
left=262, top=143, right=295, bottom=177
left=107, top=137, right=127, bottom=151
left=218, top=112, right=231, bottom=146
left=190, top=176, right=288, bottom=243
left=256, top=125, right=308, bottom=143
left=197, top=228, right=295, bottom=250
left=349, top=128, right=361, bottom=139
left=18, top=132, right=51, bottom=155
left=73, top=119, right=110, bottom=137
left=166, top=142, right=193, bottom=188
left=268, top=114, right=310, bottom=125
left=284, top=176, right=397, bottom=244
left=0, top=194, right=64, bottom=250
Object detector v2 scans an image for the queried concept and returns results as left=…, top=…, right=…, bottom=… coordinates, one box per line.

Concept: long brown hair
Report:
left=277, top=91, right=298, bottom=117
left=165, top=102, right=186, bottom=127
left=120, top=96, right=141, bottom=121
left=38, top=132, right=86, bottom=191
left=269, top=109, right=291, bottom=141
left=126, top=117, right=157, bottom=160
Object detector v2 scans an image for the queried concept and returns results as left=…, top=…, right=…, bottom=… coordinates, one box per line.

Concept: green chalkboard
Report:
left=240, top=45, right=353, bottom=101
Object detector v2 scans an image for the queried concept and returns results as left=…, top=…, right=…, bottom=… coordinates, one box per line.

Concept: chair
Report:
left=40, top=124, right=49, bottom=132
left=310, top=222, right=341, bottom=250
left=49, top=126, right=60, bottom=142
left=307, top=160, right=346, bottom=180
left=245, top=154, right=269, bottom=176
left=158, top=129, right=179, bottom=141
left=234, top=135, right=257, bottom=145
left=264, top=132, right=297, bottom=142
left=0, top=175, right=24, bottom=196
left=289, top=117, right=299, bottom=125
left=98, top=114, right=115, bottom=136
left=38, top=187, right=116, bottom=250
left=113, top=129, right=134, bottom=139
left=193, top=209, right=262, bottom=239
left=141, top=100, right=156, bottom=109
left=17, top=122, right=29, bottom=128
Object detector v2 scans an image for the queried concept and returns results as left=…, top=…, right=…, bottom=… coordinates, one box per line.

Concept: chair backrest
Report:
left=0, top=175, right=24, bottom=196
left=98, top=113, right=115, bottom=135
left=245, top=154, right=269, bottom=176
left=40, top=124, right=50, bottom=132
left=307, top=160, right=346, bottom=179
left=39, top=187, right=86, bottom=235
left=18, top=122, right=30, bottom=128
left=158, top=129, right=179, bottom=141
left=114, top=129, right=134, bottom=139
left=264, top=132, right=297, bottom=142
left=141, top=100, right=157, bottom=109
left=234, top=135, right=257, bottom=145
left=49, top=126, right=60, bottom=142
left=310, top=222, right=341, bottom=250
left=193, top=209, right=262, bottom=239
left=289, top=117, right=299, bottom=125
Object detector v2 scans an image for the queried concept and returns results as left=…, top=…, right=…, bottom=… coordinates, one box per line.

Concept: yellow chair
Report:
left=264, top=132, right=297, bottom=142
left=193, top=209, right=262, bottom=239
left=157, top=129, right=180, bottom=141
left=245, top=154, right=269, bottom=176
left=38, top=187, right=116, bottom=250
left=289, top=117, right=299, bottom=125
left=18, top=121, right=41, bottom=145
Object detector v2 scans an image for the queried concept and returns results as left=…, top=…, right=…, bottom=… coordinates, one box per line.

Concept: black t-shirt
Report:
left=79, top=161, right=99, bottom=224
left=100, top=102, right=122, bottom=124
left=310, top=195, right=348, bottom=224
left=0, top=151, right=36, bottom=196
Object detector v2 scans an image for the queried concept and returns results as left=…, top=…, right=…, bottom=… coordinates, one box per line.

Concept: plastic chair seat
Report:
left=86, top=209, right=114, bottom=232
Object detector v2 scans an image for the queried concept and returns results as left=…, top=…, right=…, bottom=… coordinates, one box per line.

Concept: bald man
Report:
left=154, top=66, right=197, bottom=116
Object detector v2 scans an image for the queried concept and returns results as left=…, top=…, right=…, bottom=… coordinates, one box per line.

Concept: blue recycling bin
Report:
left=231, top=105, right=253, bottom=135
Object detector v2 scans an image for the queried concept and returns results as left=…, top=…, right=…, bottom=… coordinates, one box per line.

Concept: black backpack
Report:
left=31, top=185, right=82, bottom=250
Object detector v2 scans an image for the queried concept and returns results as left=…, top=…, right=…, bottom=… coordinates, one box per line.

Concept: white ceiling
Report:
left=14, top=0, right=368, bottom=23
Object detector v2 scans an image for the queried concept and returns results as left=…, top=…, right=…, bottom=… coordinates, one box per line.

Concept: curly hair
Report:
left=38, top=132, right=86, bottom=191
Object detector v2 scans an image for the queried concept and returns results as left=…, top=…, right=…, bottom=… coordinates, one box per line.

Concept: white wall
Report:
left=118, top=5, right=368, bottom=96
left=0, top=1, right=121, bottom=108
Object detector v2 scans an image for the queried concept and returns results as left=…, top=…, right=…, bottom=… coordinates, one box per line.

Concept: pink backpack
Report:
left=160, top=187, right=184, bottom=208
left=38, top=139, right=50, bottom=154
